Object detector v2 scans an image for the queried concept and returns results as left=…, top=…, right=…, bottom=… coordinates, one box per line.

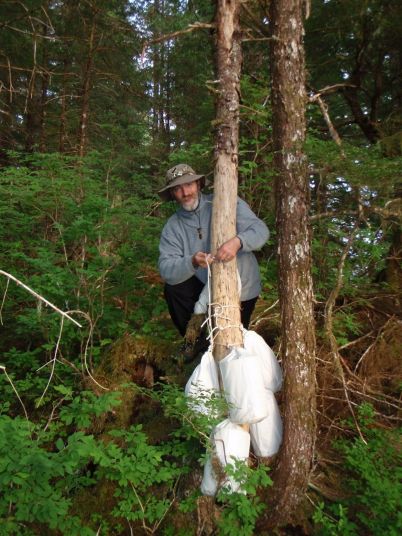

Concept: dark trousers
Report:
left=164, top=276, right=258, bottom=337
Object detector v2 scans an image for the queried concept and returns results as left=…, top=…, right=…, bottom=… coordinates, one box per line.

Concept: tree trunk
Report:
left=263, top=0, right=317, bottom=528
left=38, top=68, right=49, bottom=152
left=25, top=69, right=40, bottom=153
left=211, top=0, right=243, bottom=362
left=39, top=18, right=50, bottom=153
left=150, top=0, right=171, bottom=163
left=343, top=85, right=381, bottom=143
left=59, top=57, right=68, bottom=153
left=340, top=28, right=381, bottom=144
left=78, top=17, right=97, bottom=158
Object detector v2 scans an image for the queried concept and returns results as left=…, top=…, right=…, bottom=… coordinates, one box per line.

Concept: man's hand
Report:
left=215, top=236, right=242, bottom=263
left=192, top=252, right=215, bottom=268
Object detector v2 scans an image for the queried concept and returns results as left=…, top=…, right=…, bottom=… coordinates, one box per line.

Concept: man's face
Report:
left=171, top=180, right=200, bottom=211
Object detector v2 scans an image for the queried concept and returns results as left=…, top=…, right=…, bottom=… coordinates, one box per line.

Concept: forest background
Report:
left=0, top=0, right=401, bottom=535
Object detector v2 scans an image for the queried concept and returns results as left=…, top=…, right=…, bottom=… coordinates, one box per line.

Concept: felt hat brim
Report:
left=158, top=173, right=207, bottom=201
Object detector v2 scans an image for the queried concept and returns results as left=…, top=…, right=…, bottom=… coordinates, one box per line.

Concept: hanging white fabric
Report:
left=201, top=419, right=250, bottom=496
left=243, top=330, right=283, bottom=393
left=194, top=283, right=209, bottom=315
left=250, top=390, right=283, bottom=457
left=184, top=350, right=220, bottom=415
left=219, top=347, right=268, bottom=424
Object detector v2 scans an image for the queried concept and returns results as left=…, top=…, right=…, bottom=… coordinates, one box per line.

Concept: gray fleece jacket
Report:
left=158, top=193, right=269, bottom=301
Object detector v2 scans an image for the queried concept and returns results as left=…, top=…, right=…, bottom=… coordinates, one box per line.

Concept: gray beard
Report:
left=181, top=194, right=200, bottom=212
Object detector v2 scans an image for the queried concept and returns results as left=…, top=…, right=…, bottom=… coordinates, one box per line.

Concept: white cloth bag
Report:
left=194, top=272, right=242, bottom=315
left=243, top=330, right=283, bottom=393
left=201, top=419, right=250, bottom=496
left=250, top=390, right=283, bottom=457
left=194, top=283, right=210, bottom=314
left=219, top=347, right=268, bottom=424
left=184, top=351, right=219, bottom=415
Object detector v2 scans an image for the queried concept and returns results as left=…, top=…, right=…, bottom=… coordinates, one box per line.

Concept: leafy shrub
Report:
left=0, top=151, right=174, bottom=408
left=313, top=404, right=402, bottom=535
left=216, top=461, right=272, bottom=536
left=0, top=384, right=273, bottom=535
left=0, top=390, right=184, bottom=535
left=0, top=415, right=95, bottom=535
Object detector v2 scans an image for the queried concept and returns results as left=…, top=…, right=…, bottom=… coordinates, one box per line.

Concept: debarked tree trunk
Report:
left=211, top=0, right=243, bottom=363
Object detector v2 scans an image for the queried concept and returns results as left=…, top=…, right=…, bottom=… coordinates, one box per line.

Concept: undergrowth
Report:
left=313, top=403, right=402, bottom=536
left=0, top=384, right=271, bottom=535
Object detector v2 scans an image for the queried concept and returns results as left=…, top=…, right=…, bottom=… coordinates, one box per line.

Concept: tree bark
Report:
left=262, top=0, right=317, bottom=528
left=340, top=28, right=381, bottom=144
left=211, top=0, right=243, bottom=362
left=39, top=16, right=50, bottom=153
left=59, top=57, right=68, bottom=153
left=78, top=17, right=97, bottom=158
left=342, top=85, right=381, bottom=143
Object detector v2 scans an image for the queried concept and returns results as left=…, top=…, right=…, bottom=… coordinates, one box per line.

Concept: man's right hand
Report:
left=192, top=252, right=215, bottom=268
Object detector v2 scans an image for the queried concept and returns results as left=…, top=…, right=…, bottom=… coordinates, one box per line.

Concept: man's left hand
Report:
left=215, top=236, right=242, bottom=263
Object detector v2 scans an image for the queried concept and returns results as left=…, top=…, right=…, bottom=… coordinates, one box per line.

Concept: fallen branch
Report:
left=0, top=365, right=30, bottom=426
left=326, top=385, right=402, bottom=415
left=0, top=276, right=9, bottom=324
left=37, top=316, right=65, bottom=405
left=0, top=271, right=108, bottom=395
left=323, top=229, right=367, bottom=442
left=0, top=270, right=82, bottom=327
left=353, top=316, right=395, bottom=372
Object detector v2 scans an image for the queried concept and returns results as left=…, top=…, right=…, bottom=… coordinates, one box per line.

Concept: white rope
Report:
left=206, top=259, right=214, bottom=350
left=203, top=260, right=242, bottom=351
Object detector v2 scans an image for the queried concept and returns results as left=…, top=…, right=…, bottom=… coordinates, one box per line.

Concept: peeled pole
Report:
left=198, top=0, right=250, bottom=499
left=211, top=0, right=243, bottom=364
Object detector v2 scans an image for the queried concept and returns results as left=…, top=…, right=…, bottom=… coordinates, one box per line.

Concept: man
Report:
left=158, top=163, right=269, bottom=337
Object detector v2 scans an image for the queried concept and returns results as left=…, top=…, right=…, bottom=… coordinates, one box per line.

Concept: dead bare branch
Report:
left=43, top=396, right=66, bottom=432
left=313, top=94, right=344, bottom=151
left=311, top=203, right=402, bottom=222
left=141, top=22, right=214, bottom=58
left=38, top=316, right=65, bottom=405
left=0, top=365, right=30, bottom=426
left=0, top=270, right=82, bottom=327
left=0, top=277, right=10, bottom=325
left=338, top=329, right=376, bottom=351
left=323, top=229, right=367, bottom=442
left=309, top=83, right=357, bottom=100
left=304, top=0, right=311, bottom=19
left=353, top=321, right=389, bottom=373
left=240, top=2, right=267, bottom=36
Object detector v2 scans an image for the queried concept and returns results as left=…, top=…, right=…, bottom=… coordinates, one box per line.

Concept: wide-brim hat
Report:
left=158, top=163, right=207, bottom=201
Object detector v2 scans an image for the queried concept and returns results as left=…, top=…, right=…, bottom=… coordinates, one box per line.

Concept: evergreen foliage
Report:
left=0, top=0, right=401, bottom=533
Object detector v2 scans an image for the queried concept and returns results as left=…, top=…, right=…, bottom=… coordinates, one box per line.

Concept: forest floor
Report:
left=79, top=286, right=401, bottom=534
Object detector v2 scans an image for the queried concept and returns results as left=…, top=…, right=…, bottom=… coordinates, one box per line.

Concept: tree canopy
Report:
left=0, top=1, right=401, bottom=534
